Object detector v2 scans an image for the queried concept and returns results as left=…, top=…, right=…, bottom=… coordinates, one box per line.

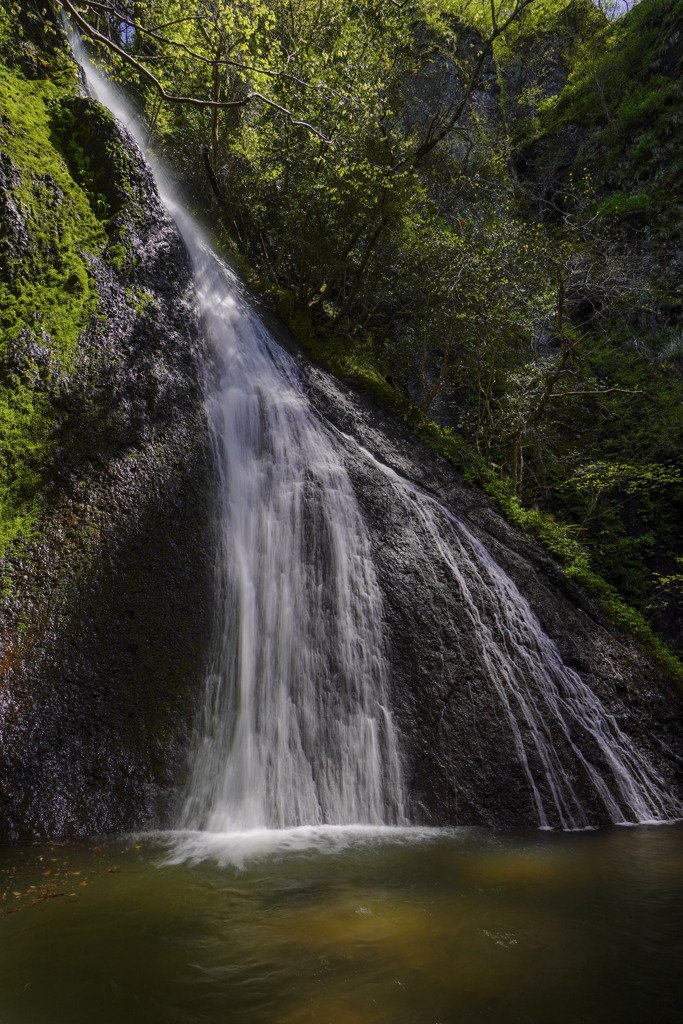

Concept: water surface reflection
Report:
left=1, top=825, right=681, bottom=1023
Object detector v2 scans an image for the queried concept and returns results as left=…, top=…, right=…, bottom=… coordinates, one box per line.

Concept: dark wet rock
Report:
left=1, top=327, right=52, bottom=388
left=0, top=151, right=31, bottom=279
left=0, top=100, right=215, bottom=843
left=299, top=362, right=683, bottom=828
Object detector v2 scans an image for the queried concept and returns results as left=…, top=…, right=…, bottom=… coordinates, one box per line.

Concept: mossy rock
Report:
left=0, top=0, right=77, bottom=87
left=51, top=97, right=143, bottom=224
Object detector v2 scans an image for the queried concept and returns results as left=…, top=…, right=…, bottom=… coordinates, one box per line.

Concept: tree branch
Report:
left=403, top=0, right=536, bottom=169
left=548, top=388, right=647, bottom=399
left=60, top=0, right=247, bottom=106
left=59, top=0, right=334, bottom=142
left=80, top=0, right=318, bottom=90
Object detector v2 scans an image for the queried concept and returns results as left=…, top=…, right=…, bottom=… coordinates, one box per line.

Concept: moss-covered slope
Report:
left=516, top=0, right=683, bottom=266
left=0, top=15, right=101, bottom=554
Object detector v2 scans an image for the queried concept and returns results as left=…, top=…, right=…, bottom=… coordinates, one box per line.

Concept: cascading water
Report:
left=349, top=444, right=680, bottom=828
left=68, top=25, right=680, bottom=835
left=174, top=266, right=406, bottom=831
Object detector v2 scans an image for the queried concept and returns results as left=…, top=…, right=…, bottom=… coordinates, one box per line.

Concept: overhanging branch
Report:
left=58, top=0, right=333, bottom=143
left=81, top=0, right=317, bottom=91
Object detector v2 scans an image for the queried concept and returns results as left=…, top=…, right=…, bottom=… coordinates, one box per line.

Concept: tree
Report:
left=56, top=0, right=539, bottom=321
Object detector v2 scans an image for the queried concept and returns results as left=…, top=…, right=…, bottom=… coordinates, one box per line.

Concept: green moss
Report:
left=108, top=243, right=127, bottom=272
left=0, top=64, right=108, bottom=557
left=0, top=70, right=105, bottom=352
left=0, top=385, right=51, bottom=554
left=598, top=190, right=652, bottom=220
left=50, top=102, right=110, bottom=218
left=0, top=1, right=77, bottom=88
left=528, top=0, right=683, bottom=241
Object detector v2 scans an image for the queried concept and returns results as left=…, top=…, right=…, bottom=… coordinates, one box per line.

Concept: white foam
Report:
left=161, top=824, right=455, bottom=869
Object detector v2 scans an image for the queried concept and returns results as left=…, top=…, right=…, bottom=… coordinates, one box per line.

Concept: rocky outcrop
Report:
left=0, top=35, right=215, bottom=841
left=300, top=361, right=683, bottom=828
left=501, top=0, right=605, bottom=138
left=401, top=15, right=502, bottom=167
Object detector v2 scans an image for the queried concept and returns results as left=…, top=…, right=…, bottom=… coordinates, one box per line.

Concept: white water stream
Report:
left=68, top=27, right=680, bottom=836
left=352, top=444, right=680, bottom=828
left=174, top=260, right=406, bottom=831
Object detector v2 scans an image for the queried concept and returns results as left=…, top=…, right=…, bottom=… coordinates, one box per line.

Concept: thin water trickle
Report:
left=349, top=444, right=681, bottom=827
left=67, top=24, right=680, bottom=834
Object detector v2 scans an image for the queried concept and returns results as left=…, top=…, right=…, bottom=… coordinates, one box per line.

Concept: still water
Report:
left=1, top=825, right=681, bottom=1024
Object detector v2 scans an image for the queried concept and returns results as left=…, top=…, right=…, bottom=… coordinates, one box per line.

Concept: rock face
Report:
left=401, top=15, right=502, bottom=166
left=299, top=362, right=683, bottom=828
left=0, top=59, right=215, bottom=841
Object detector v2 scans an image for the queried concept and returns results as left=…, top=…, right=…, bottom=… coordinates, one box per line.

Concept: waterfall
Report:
left=173, top=265, right=406, bottom=830
left=67, top=26, right=405, bottom=832
left=67, top=26, right=680, bottom=834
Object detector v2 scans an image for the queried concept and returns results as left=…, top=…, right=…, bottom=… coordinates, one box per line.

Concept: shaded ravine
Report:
left=69, top=28, right=682, bottom=833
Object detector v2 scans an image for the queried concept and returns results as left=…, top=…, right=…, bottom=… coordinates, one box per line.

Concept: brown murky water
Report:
left=1, top=825, right=681, bottom=1024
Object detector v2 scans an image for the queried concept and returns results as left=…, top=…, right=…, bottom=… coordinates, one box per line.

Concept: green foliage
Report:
left=16, top=0, right=683, bottom=678
left=530, top=0, right=683, bottom=243
left=0, top=0, right=79, bottom=87
left=597, top=190, right=652, bottom=219
left=51, top=103, right=110, bottom=217
left=0, top=3, right=19, bottom=51
left=571, top=460, right=682, bottom=497
left=0, top=62, right=107, bottom=556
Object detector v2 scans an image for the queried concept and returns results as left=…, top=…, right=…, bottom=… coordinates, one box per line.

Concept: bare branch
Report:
left=548, top=388, right=647, bottom=399
left=58, top=0, right=333, bottom=143
left=248, top=92, right=332, bottom=142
